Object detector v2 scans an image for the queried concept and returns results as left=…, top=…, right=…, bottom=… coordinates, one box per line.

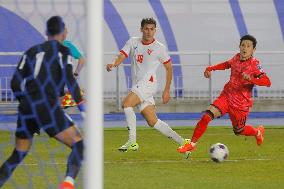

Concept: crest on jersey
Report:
left=147, top=49, right=153, bottom=55
left=257, top=64, right=264, bottom=72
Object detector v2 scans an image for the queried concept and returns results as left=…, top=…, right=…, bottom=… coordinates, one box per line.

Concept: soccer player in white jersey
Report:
left=106, top=17, right=188, bottom=152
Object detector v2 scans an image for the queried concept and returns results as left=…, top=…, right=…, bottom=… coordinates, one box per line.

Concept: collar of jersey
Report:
left=141, top=39, right=155, bottom=45
left=237, top=53, right=253, bottom=62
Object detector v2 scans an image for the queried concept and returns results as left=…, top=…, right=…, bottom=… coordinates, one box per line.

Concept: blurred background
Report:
left=1, top=0, right=284, bottom=114
left=103, top=0, right=284, bottom=113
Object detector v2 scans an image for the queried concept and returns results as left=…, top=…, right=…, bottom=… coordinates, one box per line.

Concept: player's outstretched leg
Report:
left=235, top=125, right=265, bottom=145
left=0, top=138, right=32, bottom=187
left=230, top=108, right=265, bottom=146
left=153, top=119, right=186, bottom=144
left=141, top=105, right=186, bottom=145
left=55, top=126, right=83, bottom=189
left=178, top=108, right=218, bottom=155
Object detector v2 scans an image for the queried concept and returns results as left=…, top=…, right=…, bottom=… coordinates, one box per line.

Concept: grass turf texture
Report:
left=0, top=131, right=83, bottom=189
left=105, top=126, right=284, bottom=189
left=0, top=126, right=283, bottom=188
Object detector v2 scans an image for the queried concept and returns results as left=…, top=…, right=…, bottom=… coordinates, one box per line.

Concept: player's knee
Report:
left=147, top=118, right=158, bottom=127
left=122, top=102, right=131, bottom=109
left=122, top=102, right=126, bottom=109
left=233, top=127, right=244, bottom=135
left=205, top=110, right=215, bottom=120
left=122, top=103, right=126, bottom=109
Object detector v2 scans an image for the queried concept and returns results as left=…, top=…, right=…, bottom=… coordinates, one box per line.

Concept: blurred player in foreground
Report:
left=178, top=35, right=271, bottom=157
left=0, top=16, right=85, bottom=189
left=107, top=17, right=188, bottom=152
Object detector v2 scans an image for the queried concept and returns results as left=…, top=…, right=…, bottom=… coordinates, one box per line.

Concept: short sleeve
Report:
left=159, top=45, right=171, bottom=64
left=63, top=40, right=82, bottom=59
left=120, top=38, right=132, bottom=58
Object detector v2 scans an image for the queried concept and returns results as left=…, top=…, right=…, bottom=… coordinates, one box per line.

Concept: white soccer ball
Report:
left=209, top=143, right=229, bottom=163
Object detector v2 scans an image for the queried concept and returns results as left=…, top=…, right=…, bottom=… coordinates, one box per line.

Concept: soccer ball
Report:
left=209, top=143, right=229, bottom=163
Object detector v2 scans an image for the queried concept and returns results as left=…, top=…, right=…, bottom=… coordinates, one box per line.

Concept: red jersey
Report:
left=212, top=53, right=265, bottom=110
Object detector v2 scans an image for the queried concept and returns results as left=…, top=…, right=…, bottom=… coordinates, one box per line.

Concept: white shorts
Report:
left=131, top=81, right=157, bottom=112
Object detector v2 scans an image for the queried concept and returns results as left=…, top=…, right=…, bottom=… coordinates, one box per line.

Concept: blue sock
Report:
left=0, top=149, right=28, bottom=187
left=66, top=140, right=84, bottom=179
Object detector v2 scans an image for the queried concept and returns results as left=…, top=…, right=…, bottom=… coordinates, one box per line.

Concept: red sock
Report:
left=191, top=113, right=212, bottom=143
left=240, top=125, right=258, bottom=136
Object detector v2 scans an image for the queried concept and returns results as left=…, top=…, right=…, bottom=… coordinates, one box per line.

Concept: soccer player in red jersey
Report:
left=178, top=35, right=271, bottom=155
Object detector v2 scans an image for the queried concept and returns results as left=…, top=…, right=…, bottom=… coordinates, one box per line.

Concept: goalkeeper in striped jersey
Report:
left=0, top=16, right=84, bottom=189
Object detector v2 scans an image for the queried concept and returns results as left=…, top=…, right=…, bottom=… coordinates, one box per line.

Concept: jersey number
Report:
left=34, top=52, right=45, bottom=78
left=137, top=55, right=143, bottom=64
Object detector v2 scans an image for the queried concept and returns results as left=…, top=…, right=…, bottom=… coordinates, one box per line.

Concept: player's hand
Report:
left=162, top=90, right=170, bottom=104
left=242, top=73, right=251, bottom=80
left=106, top=64, right=115, bottom=72
left=204, top=69, right=211, bottom=78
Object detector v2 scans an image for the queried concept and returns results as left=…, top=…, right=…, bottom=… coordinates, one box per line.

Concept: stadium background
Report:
left=0, top=0, right=284, bottom=113
left=0, top=0, right=284, bottom=189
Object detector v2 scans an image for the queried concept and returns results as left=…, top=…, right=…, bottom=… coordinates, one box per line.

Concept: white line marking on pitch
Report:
left=21, top=162, right=66, bottom=166
left=19, top=158, right=271, bottom=166
left=104, top=158, right=271, bottom=164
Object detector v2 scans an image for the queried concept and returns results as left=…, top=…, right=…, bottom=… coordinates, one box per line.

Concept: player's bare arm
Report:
left=74, top=57, right=85, bottom=76
left=162, top=61, right=173, bottom=104
left=106, top=53, right=127, bottom=72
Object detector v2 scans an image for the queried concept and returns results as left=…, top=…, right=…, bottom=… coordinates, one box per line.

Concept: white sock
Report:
left=124, top=107, right=136, bottom=143
left=154, top=119, right=184, bottom=145
left=64, top=176, right=74, bottom=185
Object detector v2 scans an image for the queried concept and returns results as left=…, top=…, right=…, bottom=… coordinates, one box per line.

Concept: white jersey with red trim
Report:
left=120, top=37, right=171, bottom=86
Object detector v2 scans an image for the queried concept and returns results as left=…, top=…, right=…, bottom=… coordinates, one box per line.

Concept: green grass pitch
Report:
left=104, top=126, right=284, bottom=189
left=0, top=126, right=283, bottom=188
left=0, top=131, right=84, bottom=189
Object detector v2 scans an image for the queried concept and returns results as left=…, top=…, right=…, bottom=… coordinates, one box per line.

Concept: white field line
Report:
left=19, top=158, right=271, bottom=166
left=104, top=158, right=271, bottom=164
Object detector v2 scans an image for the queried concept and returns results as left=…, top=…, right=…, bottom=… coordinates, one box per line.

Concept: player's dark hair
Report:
left=240, top=34, right=257, bottom=48
left=46, top=16, right=65, bottom=36
left=141, top=17, right=157, bottom=28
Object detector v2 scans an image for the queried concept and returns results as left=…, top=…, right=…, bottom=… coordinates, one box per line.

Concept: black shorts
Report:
left=16, top=97, right=74, bottom=139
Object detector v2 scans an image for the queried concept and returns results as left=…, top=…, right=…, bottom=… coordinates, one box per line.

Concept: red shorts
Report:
left=212, top=94, right=249, bottom=131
